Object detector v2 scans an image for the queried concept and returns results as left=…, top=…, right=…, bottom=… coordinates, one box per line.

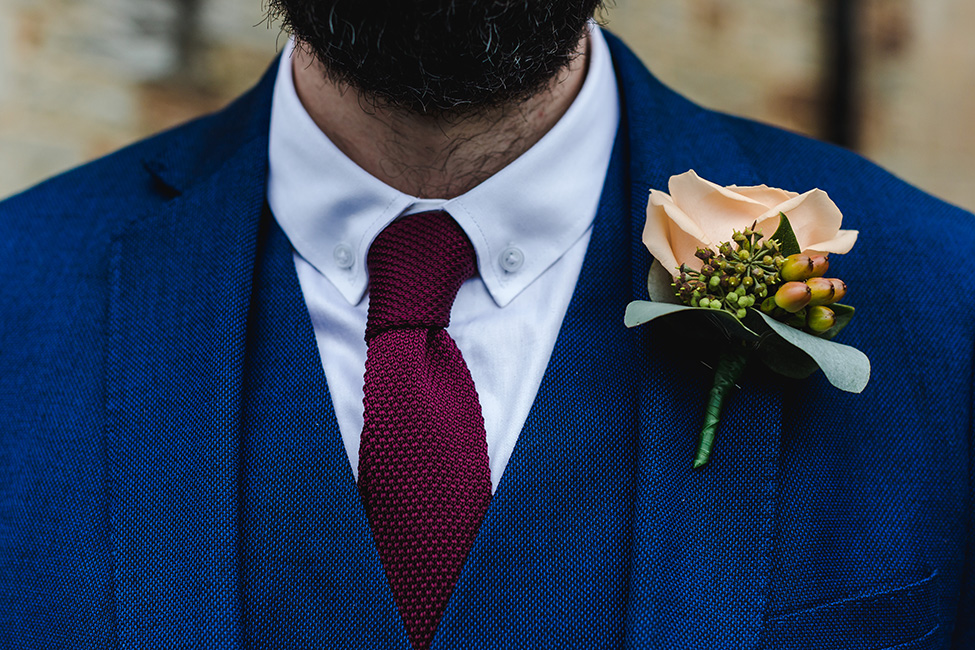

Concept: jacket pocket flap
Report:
left=762, top=572, right=938, bottom=650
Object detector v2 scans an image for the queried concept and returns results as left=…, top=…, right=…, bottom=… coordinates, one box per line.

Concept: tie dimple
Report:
left=364, top=213, right=476, bottom=339
left=358, top=211, right=492, bottom=650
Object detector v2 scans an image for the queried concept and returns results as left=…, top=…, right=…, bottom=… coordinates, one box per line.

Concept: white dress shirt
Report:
left=267, top=23, right=620, bottom=492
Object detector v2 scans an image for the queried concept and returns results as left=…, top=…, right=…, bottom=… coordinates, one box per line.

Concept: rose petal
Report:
left=643, top=190, right=714, bottom=275
left=642, top=194, right=682, bottom=275
left=642, top=172, right=857, bottom=280
left=726, top=184, right=800, bottom=209
left=668, top=170, right=772, bottom=245
left=649, top=189, right=711, bottom=242
left=756, top=189, right=845, bottom=252
left=667, top=212, right=714, bottom=273
left=804, top=229, right=858, bottom=255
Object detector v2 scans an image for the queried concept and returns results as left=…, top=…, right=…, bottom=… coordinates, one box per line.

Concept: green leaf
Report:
left=753, top=329, right=821, bottom=379
left=625, top=300, right=763, bottom=344
left=770, top=212, right=801, bottom=256
left=755, top=311, right=870, bottom=393
left=625, top=301, right=696, bottom=327
left=736, top=309, right=819, bottom=378
left=704, top=310, right=763, bottom=344
left=625, top=299, right=870, bottom=394
left=646, top=259, right=681, bottom=304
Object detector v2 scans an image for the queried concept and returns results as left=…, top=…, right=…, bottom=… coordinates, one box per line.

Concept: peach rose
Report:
left=643, top=170, right=858, bottom=277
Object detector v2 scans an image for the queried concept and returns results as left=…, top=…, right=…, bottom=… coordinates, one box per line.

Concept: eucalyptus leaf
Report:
left=753, top=330, right=820, bottom=379
left=647, top=259, right=681, bottom=304
left=704, top=310, right=764, bottom=344
left=756, top=311, right=870, bottom=393
left=625, top=300, right=763, bottom=344
left=770, top=212, right=801, bottom=256
left=624, top=301, right=696, bottom=328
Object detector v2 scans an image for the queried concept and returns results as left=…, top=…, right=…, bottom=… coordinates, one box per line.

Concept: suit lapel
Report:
left=603, top=33, right=787, bottom=649
left=237, top=214, right=409, bottom=647
left=106, top=68, right=275, bottom=647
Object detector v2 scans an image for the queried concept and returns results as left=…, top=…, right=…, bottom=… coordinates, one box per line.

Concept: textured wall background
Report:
left=1, top=0, right=972, bottom=211
left=610, top=0, right=975, bottom=212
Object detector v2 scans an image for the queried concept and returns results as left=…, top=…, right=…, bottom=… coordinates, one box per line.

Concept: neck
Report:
left=291, top=36, right=590, bottom=200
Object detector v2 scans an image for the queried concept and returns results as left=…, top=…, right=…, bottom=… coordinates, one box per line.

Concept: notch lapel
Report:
left=237, top=215, right=409, bottom=647
left=107, top=131, right=268, bottom=648
left=602, top=34, right=787, bottom=648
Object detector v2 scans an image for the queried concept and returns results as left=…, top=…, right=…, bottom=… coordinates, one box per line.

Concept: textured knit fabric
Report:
left=0, top=31, right=973, bottom=650
left=360, top=212, right=492, bottom=650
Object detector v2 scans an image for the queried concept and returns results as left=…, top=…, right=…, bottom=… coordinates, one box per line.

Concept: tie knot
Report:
left=365, top=211, right=476, bottom=340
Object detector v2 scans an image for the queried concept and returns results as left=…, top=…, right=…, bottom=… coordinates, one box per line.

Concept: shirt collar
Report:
left=268, top=23, right=620, bottom=307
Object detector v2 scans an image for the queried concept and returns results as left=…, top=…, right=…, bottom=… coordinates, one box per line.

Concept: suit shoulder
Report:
left=0, top=55, right=276, bottom=231
left=0, top=59, right=276, bottom=269
left=0, top=118, right=194, bottom=257
left=713, top=111, right=975, bottom=244
left=703, top=110, right=975, bottom=325
left=606, top=31, right=973, bottom=251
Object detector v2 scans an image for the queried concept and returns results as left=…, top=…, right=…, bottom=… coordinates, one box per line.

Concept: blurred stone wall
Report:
left=1, top=0, right=972, bottom=212
left=609, top=0, right=975, bottom=211
left=857, top=0, right=975, bottom=210
left=607, top=0, right=828, bottom=139
left=0, top=0, right=277, bottom=195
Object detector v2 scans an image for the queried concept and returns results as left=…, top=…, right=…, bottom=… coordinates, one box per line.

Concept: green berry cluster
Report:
left=673, top=227, right=850, bottom=337
left=674, top=227, right=783, bottom=320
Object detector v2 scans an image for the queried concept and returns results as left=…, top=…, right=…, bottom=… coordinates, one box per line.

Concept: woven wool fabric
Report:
left=359, top=212, right=492, bottom=650
left=239, top=211, right=409, bottom=648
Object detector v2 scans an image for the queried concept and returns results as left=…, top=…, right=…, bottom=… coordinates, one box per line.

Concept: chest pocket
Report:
left=760, top=572, right=939, bottom=650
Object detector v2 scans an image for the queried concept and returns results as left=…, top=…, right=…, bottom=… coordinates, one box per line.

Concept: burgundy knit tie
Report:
left=359, top=211, right=492, bottom=650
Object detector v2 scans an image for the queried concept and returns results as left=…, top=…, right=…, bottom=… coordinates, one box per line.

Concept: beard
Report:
left=268, top=0, right=604, bottom=116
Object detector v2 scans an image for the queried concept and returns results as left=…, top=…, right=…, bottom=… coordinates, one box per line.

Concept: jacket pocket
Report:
left=761, top=571, right=939, bottom=650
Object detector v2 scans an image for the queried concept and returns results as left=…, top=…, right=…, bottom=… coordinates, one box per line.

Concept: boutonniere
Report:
left=625, top=170, right=870, bottom=467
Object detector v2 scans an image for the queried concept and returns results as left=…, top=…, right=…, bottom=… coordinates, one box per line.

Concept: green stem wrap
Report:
left=694, top=350, right=749, bottom=468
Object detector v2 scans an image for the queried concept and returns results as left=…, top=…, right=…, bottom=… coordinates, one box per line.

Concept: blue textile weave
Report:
left=0, top=32, right=971, bottom=649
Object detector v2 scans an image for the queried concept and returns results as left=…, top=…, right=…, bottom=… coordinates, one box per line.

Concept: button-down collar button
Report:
left=334, top=243, right=355, bottom=269
left=500, top=247, right=524, bottom=273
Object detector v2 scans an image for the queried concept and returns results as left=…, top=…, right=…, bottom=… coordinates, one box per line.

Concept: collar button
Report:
left=500, top=247, right=524, bottom=273
left=334, top=244, right=355, bottom=270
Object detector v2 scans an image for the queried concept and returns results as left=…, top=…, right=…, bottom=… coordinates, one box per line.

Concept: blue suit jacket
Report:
left=0, top=33, right=971, bottom=649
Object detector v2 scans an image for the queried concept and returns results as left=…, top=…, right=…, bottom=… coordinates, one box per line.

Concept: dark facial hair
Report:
left=268, top=0, right=604, bottom=116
